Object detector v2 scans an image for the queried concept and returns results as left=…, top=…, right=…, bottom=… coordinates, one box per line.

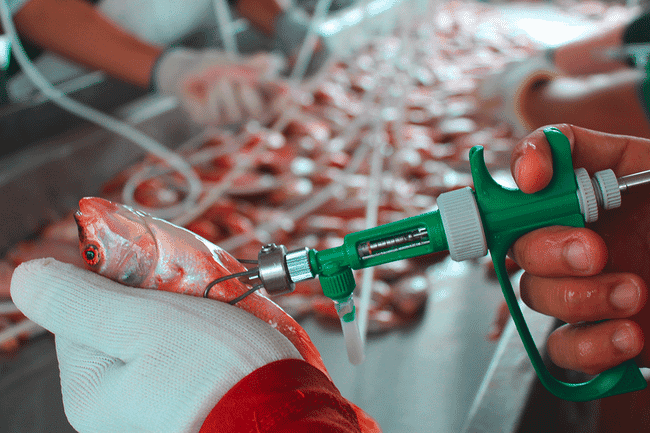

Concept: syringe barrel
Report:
left=312, top=209, right=449, bottom=273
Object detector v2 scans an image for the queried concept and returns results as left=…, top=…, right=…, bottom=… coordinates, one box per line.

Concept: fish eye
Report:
left=83, top=245, right=100, bottom=266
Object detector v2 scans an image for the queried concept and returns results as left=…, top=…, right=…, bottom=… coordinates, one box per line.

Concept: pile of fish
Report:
left=0, top=0, right=632, bottom=351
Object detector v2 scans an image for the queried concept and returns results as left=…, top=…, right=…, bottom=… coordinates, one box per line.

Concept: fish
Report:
left=73, top=197, right=328, bottom=377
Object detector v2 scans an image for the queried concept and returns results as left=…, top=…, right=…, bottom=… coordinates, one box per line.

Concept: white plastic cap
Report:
left=437, top=187, right=487, bottom=261
left=574, top=168, right=599, bottom=223
left=592, top=169, right=622, bottom=210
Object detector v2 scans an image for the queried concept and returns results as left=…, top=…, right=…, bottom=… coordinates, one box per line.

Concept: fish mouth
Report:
left=76, top=197, right=151, bottom=246
left=75, top=198, right=119, bottom=242
left=78, top=197, right=120, bottom=218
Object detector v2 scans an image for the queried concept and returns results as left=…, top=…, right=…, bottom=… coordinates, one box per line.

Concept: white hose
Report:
left=290, top=0, right=334, bottom=82
left=0, top=0, right=202, bottom=220
left=357, top=5, right=419, bottom=341
left=213, top=0, right=239, bottom=58
left=357, top=125, right=385, bottom=341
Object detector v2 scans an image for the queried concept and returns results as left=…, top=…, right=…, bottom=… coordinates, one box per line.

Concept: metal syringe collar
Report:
left=257, top=243, right=295, bottom=296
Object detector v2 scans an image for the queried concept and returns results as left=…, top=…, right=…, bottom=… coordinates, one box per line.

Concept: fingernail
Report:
left=610, top=282, right=640, bottom=311
left=612, top=325, right=635, bottom=353
left=513, top=155, right=523, bottom=183
left=564, top=241, right=590, bottom=272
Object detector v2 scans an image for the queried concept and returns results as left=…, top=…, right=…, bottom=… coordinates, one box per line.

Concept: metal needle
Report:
left=618, top=169, right=650, bottom=194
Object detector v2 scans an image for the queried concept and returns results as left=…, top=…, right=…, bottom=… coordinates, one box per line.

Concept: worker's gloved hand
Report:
left=509, top=124, right=650, bottom=375
left=273, top=8, right=332, bottom=80
left=477, top=52, right=558, bottom=137
left=10, top=258, right=301, bottom=433
left=153, top=48, right=288, bottom=126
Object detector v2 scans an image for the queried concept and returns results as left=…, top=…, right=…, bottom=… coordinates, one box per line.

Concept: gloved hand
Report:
left=10, top=258, right=301, bottom=433
left=153, top=48, right=288, bottom=126
left=477, top=52, right=558, bottom=137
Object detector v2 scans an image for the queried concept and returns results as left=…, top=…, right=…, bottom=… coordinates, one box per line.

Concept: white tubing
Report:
left=290, top=0, right=334, bottom=82
left=335, top=296, right=365, bottom=365
left=0, top=0, right=202, bottom=220
left=357, top=128, right=385, bottom=341
left=357, top=5, right=417, bottom=341
left=213, top=0, right=239, bottom=57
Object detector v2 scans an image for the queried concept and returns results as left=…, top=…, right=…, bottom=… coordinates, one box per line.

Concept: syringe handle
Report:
left=472, top=127, right=646, bottom=401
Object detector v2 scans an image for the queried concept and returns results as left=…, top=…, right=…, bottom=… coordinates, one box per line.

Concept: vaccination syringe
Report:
left=251, top=127, right=650, bottom=402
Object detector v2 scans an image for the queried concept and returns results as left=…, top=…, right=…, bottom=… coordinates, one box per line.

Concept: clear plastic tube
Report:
left=0, top=0, right=202, bottom=221
left=357, top=130, right=385, bottom=341
left=290, top=0, right=334, bottom=83
left=334, top=295, right=365, bottom=365
left=213, top=0, right=239, bottom=57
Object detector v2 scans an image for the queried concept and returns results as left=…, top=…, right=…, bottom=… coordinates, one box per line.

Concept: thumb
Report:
left=11, top=258, right=172, bottom=361
left=511, top=124, right=650, bottom=194
left=55, top=336, right=127, bottom=432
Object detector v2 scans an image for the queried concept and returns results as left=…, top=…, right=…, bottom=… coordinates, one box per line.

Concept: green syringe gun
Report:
left=255, top=127, right=649, bottom=402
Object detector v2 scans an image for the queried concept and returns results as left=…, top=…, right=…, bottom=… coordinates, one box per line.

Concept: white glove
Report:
left=10, top=258, right=300, bottom=433
left=477, top=54, right=558, bottom=136
left=154, top=48, right=288, bottom=126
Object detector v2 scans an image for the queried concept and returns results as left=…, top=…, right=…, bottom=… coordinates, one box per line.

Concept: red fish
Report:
left=73, top=197, right=328, bottom=377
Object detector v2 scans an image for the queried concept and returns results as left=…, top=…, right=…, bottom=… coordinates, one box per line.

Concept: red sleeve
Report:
left=199, top=359, right=362, bottom=433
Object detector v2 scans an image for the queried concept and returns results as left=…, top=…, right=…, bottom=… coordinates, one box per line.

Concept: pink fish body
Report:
left=74, top=197, right=328, bottom=377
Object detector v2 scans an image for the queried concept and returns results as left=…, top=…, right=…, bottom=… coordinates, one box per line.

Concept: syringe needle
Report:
left=618, top=169, right=650, bottom=194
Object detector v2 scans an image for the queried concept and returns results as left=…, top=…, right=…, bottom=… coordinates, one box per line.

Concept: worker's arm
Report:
left=521, top=68, right=650, bottom=138
left=11, top=0, right=162, bottom=88
left=551, top=24, right=629, bottom=76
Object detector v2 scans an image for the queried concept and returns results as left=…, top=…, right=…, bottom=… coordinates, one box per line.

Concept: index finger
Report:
left=511, top=124, right=650, bottom=194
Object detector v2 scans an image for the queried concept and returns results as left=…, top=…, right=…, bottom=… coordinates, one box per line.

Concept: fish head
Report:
left=75, top=197, right=157, bottom=286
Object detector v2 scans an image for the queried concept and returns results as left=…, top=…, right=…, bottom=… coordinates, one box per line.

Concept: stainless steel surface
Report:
left=0, top=94, right=196, bottom=254
left=618, top=169, right=650, bottom=193
left=258, top=243, right=295, bottom=296
left=462, top=294, right=556, bottom=433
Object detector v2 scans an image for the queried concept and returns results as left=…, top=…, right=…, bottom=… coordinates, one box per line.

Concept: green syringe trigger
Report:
left=299, top=126, right=645, bottom=400
left=471, top=126, right=646, bottom=401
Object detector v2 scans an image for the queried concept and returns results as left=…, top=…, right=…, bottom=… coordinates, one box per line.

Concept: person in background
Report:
left=0, top=0, right=331, bottom=125
left=9, top=122, right=650, bottom=431
left=479, top=9, right=650, bottom=139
